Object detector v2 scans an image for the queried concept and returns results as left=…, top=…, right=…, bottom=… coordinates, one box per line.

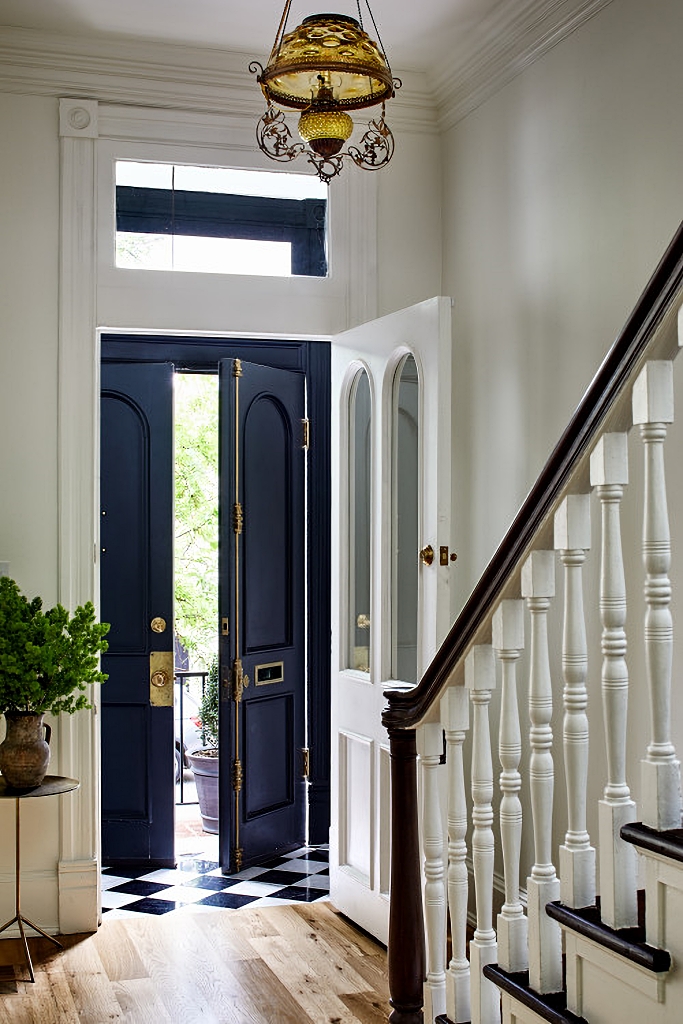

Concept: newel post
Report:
left=388, top=725, right=425, bottom=1024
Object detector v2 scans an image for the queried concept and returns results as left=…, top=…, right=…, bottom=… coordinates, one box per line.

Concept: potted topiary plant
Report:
left=186, top=656, right=219, bottom=833
left=0, top=576, right=109, bottom=789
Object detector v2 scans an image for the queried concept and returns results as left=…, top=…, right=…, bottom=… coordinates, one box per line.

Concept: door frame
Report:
left=101, top=332, right=331, bottom=847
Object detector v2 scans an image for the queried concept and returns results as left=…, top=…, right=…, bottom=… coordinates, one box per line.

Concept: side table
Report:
left=0, top=774, right=79, bottom=981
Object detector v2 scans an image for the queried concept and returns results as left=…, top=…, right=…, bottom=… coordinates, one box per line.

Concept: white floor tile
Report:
left=223, top=880, right=285, bottom=897
left=101, top=890, right=141, bottom=910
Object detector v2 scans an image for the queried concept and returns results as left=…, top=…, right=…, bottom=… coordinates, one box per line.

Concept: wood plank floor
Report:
left=0, top=902, right=390, bottom=1023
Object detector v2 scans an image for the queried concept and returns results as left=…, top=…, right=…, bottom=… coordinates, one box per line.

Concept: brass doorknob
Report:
left=419, top=544, right=434, bottom=566
left=151, top=670, right=170, bottom=688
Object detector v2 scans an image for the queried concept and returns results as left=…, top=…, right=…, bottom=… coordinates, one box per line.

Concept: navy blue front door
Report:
left=100, top=362, right=175, bottom=867
left=219, top=359, right=307, bottom=872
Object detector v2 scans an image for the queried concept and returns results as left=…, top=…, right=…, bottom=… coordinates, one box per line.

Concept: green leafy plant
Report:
left=174, top=373, right=218, bottom=670
left=196, top=656, right=219, bottom=750
left=0, top=577, right=110, bottom=715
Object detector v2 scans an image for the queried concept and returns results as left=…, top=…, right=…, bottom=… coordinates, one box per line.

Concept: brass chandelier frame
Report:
left=249, top=2, right=401, bottom=183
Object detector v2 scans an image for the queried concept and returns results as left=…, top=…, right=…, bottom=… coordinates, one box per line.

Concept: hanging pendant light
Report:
left=249, top=3, right=401, bottom=183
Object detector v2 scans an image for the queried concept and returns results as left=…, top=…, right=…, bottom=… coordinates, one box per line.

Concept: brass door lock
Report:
left=419, top=544, right=434, bottom=566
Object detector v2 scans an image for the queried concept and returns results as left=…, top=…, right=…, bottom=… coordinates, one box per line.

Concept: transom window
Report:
left=115, top=162, right=328, bottom=278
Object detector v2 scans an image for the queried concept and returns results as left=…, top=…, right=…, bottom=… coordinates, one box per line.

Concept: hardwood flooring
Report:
left=0, top=902, right=390, bottom=1023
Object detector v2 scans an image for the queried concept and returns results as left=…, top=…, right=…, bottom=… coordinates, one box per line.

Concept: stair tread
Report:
left=546, top=896, right=670, bottom=973
left=482, top=965, right=587, bottom=1024
left=621, top=821, right=683, bottom=864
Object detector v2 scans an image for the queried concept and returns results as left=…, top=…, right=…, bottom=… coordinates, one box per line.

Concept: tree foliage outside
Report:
left=174, top=373, right=219, bottom=670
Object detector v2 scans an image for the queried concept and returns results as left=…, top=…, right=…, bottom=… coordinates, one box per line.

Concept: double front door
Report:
left=100, top=352, right=310, bottom=872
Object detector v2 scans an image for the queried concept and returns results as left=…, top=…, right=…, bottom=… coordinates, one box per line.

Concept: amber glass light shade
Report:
left=298, top=108, right=353, bottom=156
left=260, top=14, right=393, bottom=111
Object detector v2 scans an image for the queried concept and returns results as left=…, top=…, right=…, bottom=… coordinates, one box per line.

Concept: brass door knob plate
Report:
left=419, top=544, right=434, bottom=566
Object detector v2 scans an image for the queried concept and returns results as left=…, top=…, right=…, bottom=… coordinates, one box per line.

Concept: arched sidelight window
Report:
left=392, top=354, right=419, bottom=683
left=347, top=369, right=372, bottom=673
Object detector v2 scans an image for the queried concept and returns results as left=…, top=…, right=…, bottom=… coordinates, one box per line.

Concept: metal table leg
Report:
left=0, top=796, right=62, bottom=982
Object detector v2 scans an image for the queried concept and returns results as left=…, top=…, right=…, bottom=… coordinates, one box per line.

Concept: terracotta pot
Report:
left=186, top=748, right=218, bottom=834
left=0, top=712, right=52, bottom=790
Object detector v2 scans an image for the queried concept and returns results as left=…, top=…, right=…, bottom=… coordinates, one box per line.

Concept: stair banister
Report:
left=383, top=221, right=683, bottom=736
left=554, top=493, right=596, bottom=910
left=383, top=220, right=683, bottom=1024
left=633, top=360, right=682, bottom=830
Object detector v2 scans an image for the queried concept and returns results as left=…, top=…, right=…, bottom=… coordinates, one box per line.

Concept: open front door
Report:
left=100, top=362, right=175, bottom=866
left=330, top=297, right=453, bottom=942
left=218, top=359, right=307, bottom=873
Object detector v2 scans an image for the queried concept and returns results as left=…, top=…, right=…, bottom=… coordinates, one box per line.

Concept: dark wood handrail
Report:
left=383, top=219, right=683, bottom=731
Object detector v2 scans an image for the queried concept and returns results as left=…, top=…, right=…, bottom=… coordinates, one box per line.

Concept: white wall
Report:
left=443, top=0, right=683, bottom=607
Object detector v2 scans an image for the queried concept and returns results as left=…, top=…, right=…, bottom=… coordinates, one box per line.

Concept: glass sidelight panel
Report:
left=392, top=355, right=419, bottom=683
left=348, top=370, right=372, bottom=673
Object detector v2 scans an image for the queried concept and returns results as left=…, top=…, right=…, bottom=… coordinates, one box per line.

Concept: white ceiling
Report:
left=0, top=0, right=533, bottom=75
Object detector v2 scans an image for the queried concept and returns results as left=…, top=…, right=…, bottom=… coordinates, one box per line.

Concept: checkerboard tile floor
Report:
left=101, top=846, right=329, bottom=919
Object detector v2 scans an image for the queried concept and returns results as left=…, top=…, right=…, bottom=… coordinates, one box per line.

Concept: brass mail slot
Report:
left=255, top=661, right=284, bottom=686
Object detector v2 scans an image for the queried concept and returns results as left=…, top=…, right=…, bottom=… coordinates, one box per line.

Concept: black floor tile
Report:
left=255, top=869, right=308, bottom=885
left=102, top=866, right=152, bottom=879
left=197, top=891, right=259, bottom=909
left=124, top=898, right=182, bottom=915
left=109, top=880, right=171, bottom=897
left=180, top=874, right=237, bottom=891
left=275, top=885, right=326, bottom=902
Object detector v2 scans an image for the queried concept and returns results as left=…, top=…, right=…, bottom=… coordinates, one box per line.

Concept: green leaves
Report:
left=197, top=656, right=219, bottom=748
left=0, top=577, right=110, bottom=715
left=174, top=374, right=219, bottom=669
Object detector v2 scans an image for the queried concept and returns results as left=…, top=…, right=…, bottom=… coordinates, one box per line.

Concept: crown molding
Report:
left=432, top=0, right=616, bottom=132
left=0, top=25, right=436, bottom=135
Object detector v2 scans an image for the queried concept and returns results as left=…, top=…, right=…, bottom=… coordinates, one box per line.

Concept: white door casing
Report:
left=330, top=297, right=453, bottom=942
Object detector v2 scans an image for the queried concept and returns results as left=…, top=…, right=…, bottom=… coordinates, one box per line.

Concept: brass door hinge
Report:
left=231, top=658, right=249, bottom=702
left=302, top=747, right=310, bottom=778
left=233, top=501, right=244, bottom=534
left=302, top=418, right=310, bottom=450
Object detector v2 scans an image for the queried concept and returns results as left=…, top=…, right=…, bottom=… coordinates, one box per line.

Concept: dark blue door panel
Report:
left=100, top=362, right=175, bottom=866
left=219, top=360, right=306, bottom=872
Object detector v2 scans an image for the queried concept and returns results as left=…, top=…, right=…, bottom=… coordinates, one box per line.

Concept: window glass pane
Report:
left=172, top=165, right=327, bottom=200
left=348, top=370, right=372, bottom=673
left=115, top=161, right=173, bottom=188
left=116, top=233, right=173, bottom=270
left=392, top=355, right=419, bottom=684
left=114, top=161, right=326, bottom=277
left=171, top=236, right=291, bottom=276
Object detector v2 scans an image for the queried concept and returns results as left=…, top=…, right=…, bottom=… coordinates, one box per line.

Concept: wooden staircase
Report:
left=383, top=221, right=683, bottom=1024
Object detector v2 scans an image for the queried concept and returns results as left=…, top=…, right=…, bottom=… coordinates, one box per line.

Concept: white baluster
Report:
left=554, top=494, right=596, bottom=909
left=590, top=433, right=638, bottom=929
left=633, top=362, right=682, bottom=831
left=465, top=645, right=500, bottom=1024
left=440, top=685, right=470, bottom=1024
left=418, top=722, right=447, bottom=1023
left=522, top=551, right=562, bottom=994
left=492, top=600, right=528, bottom=974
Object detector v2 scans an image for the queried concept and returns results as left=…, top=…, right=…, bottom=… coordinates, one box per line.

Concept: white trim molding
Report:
left=58, top=97, right=101, bottom=933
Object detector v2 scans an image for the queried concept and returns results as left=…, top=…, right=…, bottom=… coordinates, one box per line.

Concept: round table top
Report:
left=0, top=775, right=79, bottom=799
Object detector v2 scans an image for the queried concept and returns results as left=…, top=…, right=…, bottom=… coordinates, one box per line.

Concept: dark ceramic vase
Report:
left=186, top=748, right=219, bottom=833
left=0, top=712, right=52, bottom=790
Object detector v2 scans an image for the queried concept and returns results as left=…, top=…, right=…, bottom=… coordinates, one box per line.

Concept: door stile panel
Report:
left=219, top=359, right=307, bottom=875
left=330, top=298, right=453, bottom=942
left=100, top=361, right=175, bottom=866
